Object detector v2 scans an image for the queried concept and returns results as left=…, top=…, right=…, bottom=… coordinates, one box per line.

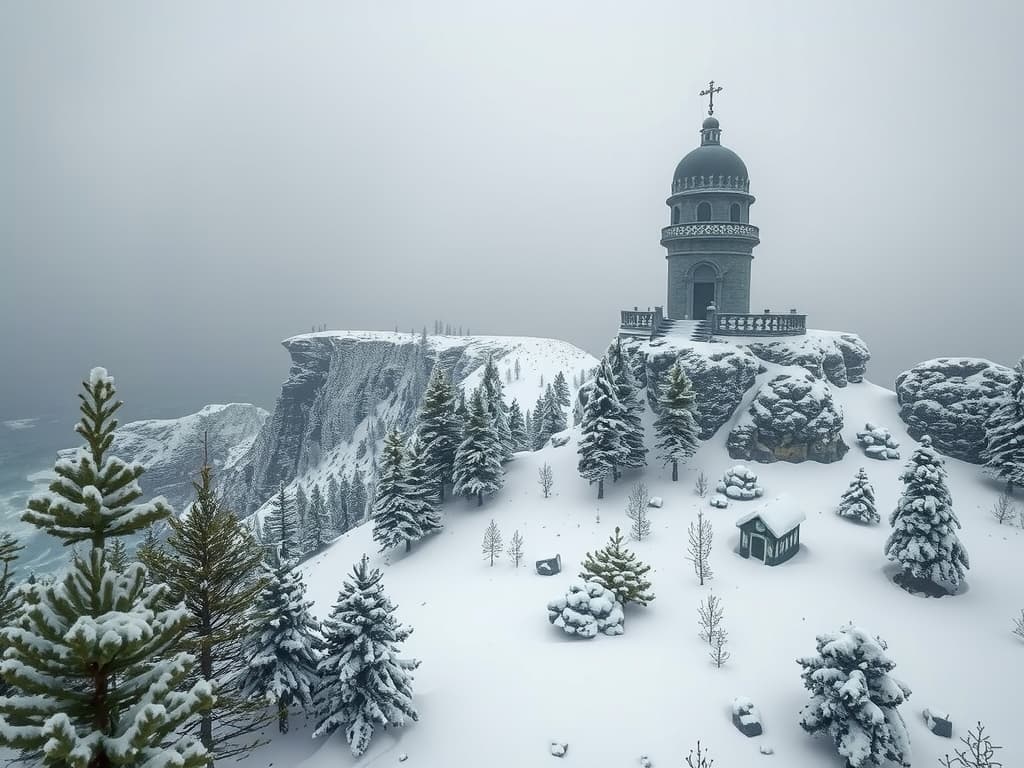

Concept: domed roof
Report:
left=673, top=144, right=748, bottom=185
left=702, top=116, right=720, bottom=130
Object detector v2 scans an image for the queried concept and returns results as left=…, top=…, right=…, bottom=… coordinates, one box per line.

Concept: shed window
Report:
left=730, top=203, right=741, bottom=222
left=696, top=201, right=712, bottom=221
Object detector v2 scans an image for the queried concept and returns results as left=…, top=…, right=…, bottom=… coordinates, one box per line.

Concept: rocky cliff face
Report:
left=57, top=402, right=268, bottom=513
left=222, top=331, right=598, bottom=515
left=895, top=357, right=1014, bottom=463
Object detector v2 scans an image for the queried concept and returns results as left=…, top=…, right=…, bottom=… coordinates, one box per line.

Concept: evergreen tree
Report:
left=348, top=470, right=368, bottom=526
left=524, top=409, right=534, bottom=451
left=107, top=537, right=130, bottom=572
left=328, top=473, right=346, bottom=532
left=140, top=461, right=271, bottom=763
left=838, top=468, right=879, bottom=524
left=239, top=562, right=320, bottom=734
left=508, top=399, right=528, bottom=452
left=983, top=357, right=1024, bottom=494
left=454, top=388, right=468, bottom=423
left=313, top=555, right=418, bottom=757
left=577, top=359, right=625, bottom=499
left=514, top=358, right=521, bottom=381
left=405, top=436, right=444, bottom=537
left=294, top=485, right=309, bottom=546
left=885, top=436, right=970, bottom=592
left=0, top=533, right=23, bottom=697
left=654, top=361, right=700, bottom=481
left=552, top=370, right=571, bottom=407
left=264, top=483, right=300, bottom=564
left=531, top=393, right=549, bottom=449
left=0, top=368, right=213, bottom=768
left=305, top=484, right=331, bottom=552
left=416, top=364, right=461, bottom=502
left=607, top=340, right=647, bottom=474
left=452, top=389, right=504, bottom=506
left=481, top=519, right=503, bottom=566
left=373, top=431, right=426, bottom=554
left=797, top=624, right=911, bottom=768
left=579, top=526, right=654, bottom=606
left=481, top=355, right=513, bottom=461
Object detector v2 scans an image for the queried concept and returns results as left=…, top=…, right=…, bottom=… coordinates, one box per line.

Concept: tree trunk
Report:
left=88, top=666, right=112, bottom=768
left=597, top=478, right=604, bottom=499
left=278, top=702, right=289, bottom=734
left=672, top=460, right=678, bottom=482
left=199, top=637, right=214, bottom=762
left=477, top=491, right=483, bottom=507
left=439, top=481, right=446, bottom=503
left=405, top=539, right=411, bottom=553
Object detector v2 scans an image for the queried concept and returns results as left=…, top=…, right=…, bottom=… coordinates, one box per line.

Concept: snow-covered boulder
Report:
left=550, top=433, right=571, bottom=448
left=535, top=554, right=562, bottom=576
left=547, top=581, right=625, bottom=638
left=856, top=422, right=900, bottom=460
left=648, top=496, right=664, bottom=508
left=895, top=357, right=1014, bottom=464
left=923, top=708, right=953, bottom=738
left=728, top=373, right=848, bottom=464
left=716, top=465, right=763, bottom=500
left=709, top=494, right=730, bottom=509
left=549, top=742, right=568, bottom=757
left=743, top=332, right=870, bottom=387
left=732, top=697, right=763, bottom=737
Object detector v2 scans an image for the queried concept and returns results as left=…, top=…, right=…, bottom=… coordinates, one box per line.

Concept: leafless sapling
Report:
left=709, top=628, right=730, bottom=668
left=687, top=509, right=714, bottom=585
left=698, top=593, right=724, bottom=646
left=685, top=741, right=714, bottom=768
left=481, top=519, right=503, bottom=566
left=509, top=530, right=524, bottom=568
left=695, top=471, right=709, bottom=498
left=938, top=721, right=1003, bottom=768
left=539, top=463, right=554, bottom=498
left=626, top=482, right=651, bottom=541
left=1013, top=609, right=1024, bottom=642
left=991, top=493, right=1017, bottom=525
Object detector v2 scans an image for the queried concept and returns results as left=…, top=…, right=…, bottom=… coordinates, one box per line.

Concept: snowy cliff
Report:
left=222, top=331, right=598, bottom=516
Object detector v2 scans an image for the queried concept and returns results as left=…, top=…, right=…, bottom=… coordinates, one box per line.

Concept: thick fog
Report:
left=3, top=1, right=1022, bottom=423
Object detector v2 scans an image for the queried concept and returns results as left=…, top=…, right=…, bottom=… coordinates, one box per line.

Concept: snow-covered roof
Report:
left=734, top=495, right=807, bottom=537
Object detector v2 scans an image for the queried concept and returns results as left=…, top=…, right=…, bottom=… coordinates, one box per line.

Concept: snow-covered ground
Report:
left=239, top=374, right=1024, bottom=767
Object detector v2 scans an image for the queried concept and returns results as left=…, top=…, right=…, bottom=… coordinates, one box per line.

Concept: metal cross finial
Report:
left=700, top=80, right=723, bottom=116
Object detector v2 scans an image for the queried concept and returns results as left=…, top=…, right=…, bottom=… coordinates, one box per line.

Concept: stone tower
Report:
left=662, top=113, right=759, bottom=320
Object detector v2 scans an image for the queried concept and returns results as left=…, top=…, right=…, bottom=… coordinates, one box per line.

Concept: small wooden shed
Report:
left=735, top=496, right=806, bottom=566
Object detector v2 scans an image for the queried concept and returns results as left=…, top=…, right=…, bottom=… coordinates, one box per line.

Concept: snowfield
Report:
left=240, top=373, right=1024, bottom=767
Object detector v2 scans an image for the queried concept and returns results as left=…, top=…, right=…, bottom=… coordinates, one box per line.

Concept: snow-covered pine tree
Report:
left=107, top=537, right=129, bottom=572
left=481, top=519, right=503, bottom=566
left=373, top=431, right=425, bottom=554
left=687, top=509, right=714, bottom=585
left=139, top=460, right=271, bottom=763
left=654, top=360, right=700, bottom=481
left=329, top=473, right=346, bottom=531
left=838, top=467, right=879, bottom=524
left=553, top=370, right=571, bottom=408
left=416, top=364, right=461, bottom=502
left=983, top=356, right=1024, bottom=494
left=625, top=481, right=652, bottom=540
left=452, top=389, right=504, bottom=506
left=531, top=393, right=549, bottom=449
left=348, top=470, right=368, bottom=525
left=239, top=562, right=320, bottom=734
left=577, top=359, right=625, bottom=499
left=797, top=624, right=912, bottom=768
left=0, top=533, right=23, bottom=697
left=481, top=355, right=513, bottom=461
left=0, top=368, right=213, bottom=768
left=885, top=435, right=970, bottom=593
left=607, top=340, right=647, bottom=474
left=313, top=555, right=418, bottom=757
left=404, top=435, right=444, bottom=540
left=305, top=484, right=332, bottom=552
left=542, top=383, right=568, bottom=437
left=579, top=526, right=654, bottom=606
left=294, top=484, right=309, bottom=545
left=264, top=482, right=300, bottom=564
left=508, top=399, right=528, bottom=452
left=524, top=409, right=534, bottom=450
left=514, top=358, right=521, bottom=381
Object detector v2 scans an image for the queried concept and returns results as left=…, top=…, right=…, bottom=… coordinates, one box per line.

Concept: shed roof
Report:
left=734, top=495, right=807, bottom=538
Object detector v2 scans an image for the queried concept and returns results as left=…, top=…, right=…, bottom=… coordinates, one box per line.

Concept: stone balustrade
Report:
left=619, top=306, right=664, bottom=338
left=712, top=311, right=806, bottom=336
left=661, top=222, right=760, bottom=244
left=671, top=175, right=751, bottom=194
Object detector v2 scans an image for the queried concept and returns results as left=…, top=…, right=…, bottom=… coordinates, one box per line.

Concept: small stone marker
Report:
left=535, top=554, right=562, bottom=576
left=732, top=697, right=763, bottom=737
left=759, top=745, right=774, bottom=755
left=923, top=708, right=953, bottom=738
left=710, top=494, right=729, bottom=509
left=550, top=741, right=568, bottom=758
left=640, top=756, right=652, bottom=767
left=398, top=755, right=408, bottom=763
left=648, top=496, right=664, bottom=508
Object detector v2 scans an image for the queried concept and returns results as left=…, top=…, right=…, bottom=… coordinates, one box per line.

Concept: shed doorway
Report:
left=693, top=283, right=716, bottom=320
left=749, top=534, right=766, bottom=562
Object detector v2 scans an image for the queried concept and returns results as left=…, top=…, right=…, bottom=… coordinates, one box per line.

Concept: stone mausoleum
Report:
left=620, top=82, right=806, bottom=341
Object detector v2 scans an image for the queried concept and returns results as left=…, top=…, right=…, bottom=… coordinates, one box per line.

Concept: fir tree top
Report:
left=579, top=526, right=654, bottom=606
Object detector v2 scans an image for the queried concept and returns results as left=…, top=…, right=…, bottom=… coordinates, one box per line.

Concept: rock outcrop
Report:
left=742, top=332, right=870, bottom=387
left=894, top=357, right=1014, bottom=463
left=727, top=373, right=848, bottom=464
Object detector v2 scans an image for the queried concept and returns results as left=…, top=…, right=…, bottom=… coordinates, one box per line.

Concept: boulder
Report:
left=732, top=697, right=763, bottom=737
left=742, top=332, right=870, bottom=387
left=547, top=580, right=624, bottom=638
left=716, top=465, right=764, bottom=500
left=727, top=374, right=848, bottom=464
left=648, top=496, right=664, bottom=508
left=895, top=358, right=1014, bottom=463
left=551, top=433, right=571, bottom=448
left=535, top=555, right=562, bottom=576
left=856, top=422, right=901, bottom=461
left=709, top=494, right=729, bottom=509
left=923, top=708, right=953, bottom=738
left=549, top=742, right=568, bottom=758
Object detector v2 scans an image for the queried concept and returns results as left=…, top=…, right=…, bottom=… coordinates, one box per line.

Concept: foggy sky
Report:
left=3, top=0, right=1022, bottom=424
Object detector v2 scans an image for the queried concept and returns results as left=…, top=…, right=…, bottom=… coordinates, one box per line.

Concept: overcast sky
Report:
left=3, top=0, right=1022, bottom=423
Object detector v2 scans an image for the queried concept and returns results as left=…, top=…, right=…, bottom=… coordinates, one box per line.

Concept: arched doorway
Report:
left=692, top=264, right=717, bottom=320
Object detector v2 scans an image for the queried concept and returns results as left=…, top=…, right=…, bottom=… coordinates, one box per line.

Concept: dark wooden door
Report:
left=693, top=283, right=715, bottom=320
left=750, top=535, right=766, bottom=561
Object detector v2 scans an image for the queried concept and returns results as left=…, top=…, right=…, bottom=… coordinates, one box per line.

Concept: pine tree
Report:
left=416, top=364, right=461, bottom=502
left=305, top=484, right=332, bottom=552
left=373, top=431, right=426, bottom=554
left=524, top=409, right=534, bottom=450
left=107, top=537, right=130, bottom=572
left=0, top=533, right=23, bottom=697
left=509, top=530, right=524, bottom=567
left=328, top=473, right=346, bottom=532
left=983, top=357, right=1024, bottom=494
left=654, top=361, right=700, bottom=481
left=0, top=368, right=213, bottom=768
left=607, top=340, right=647, bottom=474
left=264, top=482, right=300, bottom=564
left=626, top=481, right=652, bottom=540
left=405, top=435, right=444, bottom=540
left=577, top=359, right=625, bottom=499
left=797, top=624, right=912, bottom=768
left=294, top=485, right=309, bottom=546
left=531, top=393, right=549, bottom=449
left=553, top=370, right=571, bottom=408
left=508, top=399, right=528, bottom=452
left=139, top=460, right=271, bottom=763
left=885, top=436, right=970, bottom=592
left=453, top=389, right=504, bottom=506
left=481, top=355, right=513, bottom=461
left=579, top=526, right=654, bottom=606
left=514, top=358, right=521, bottom=381
left=838, top=467, right=879, bottom=524
left=481, top=519, right=503, bottom=566
left=348, top=470, right=368, bottom=525
left=239, top=562, right=320, bottom=734
left=687, top=509, right=714, bottom=585
left=541, top=384, right=568, bottom=439
left=313, top=555, right=418, bottom=757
